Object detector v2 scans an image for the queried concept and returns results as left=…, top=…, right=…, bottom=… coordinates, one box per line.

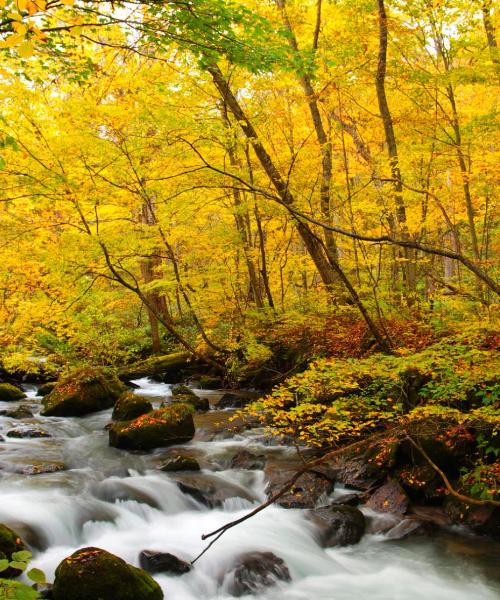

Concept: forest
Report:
left=0, top=1, right=498, bottom=599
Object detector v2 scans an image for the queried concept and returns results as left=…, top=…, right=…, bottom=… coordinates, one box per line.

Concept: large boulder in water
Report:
left=171, top=393, right=209, bottom=412
left=52, top=547, right=163, bottom=600
left=42, top=368, right=126, bottom=417
left=109, top=404, right=195, bottom=451
left=0, top=383, right=25, bottom=401
left=112, top=393, right=152, bottom=421
left=0, top=523, right=26, bottom=578
left=366, top=479, right=409, bottom=514
left=227, top=551, right=291, bottom=596
left=307, top=505, right=366, bottom=547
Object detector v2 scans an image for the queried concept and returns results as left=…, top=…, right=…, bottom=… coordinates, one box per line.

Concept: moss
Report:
left=112, top=393, right=152, bottom=421
left=0, top=523, right=25, bottom=578
left=109, top=404, right=195, bottom=451
left=42, top=368, right=127, bottom=417
left=52, top=547, right=163, bottom=600
left=171, top=393, right=209, bottom=412
left=171, top=385, right=196, bottom=398
left=0, top=383, right=25, bottom=402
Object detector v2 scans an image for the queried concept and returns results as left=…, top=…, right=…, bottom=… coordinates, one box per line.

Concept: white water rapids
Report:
left=0, top=378, right=498, bottom=599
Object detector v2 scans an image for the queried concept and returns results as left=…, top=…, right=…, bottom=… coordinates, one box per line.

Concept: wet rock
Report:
left=217, top=392, right=256, bottom=409
left=109, top=404, right=195, bottom=451
left=0, top=405, right=34, bottom=419
left=42, top=368, right=126, bottom=417
left=158, top=455, right=200, bottom=472
left=171, top=393, right=210, bottom=412
left=171, top=384, right=197, bottom=398
left=92, top=480, right=160, bottom=508
left=174, top=473, right=256, bottom=508
left=52, top=546, right=163, bottom=600
left=36, top=382, right=56, bottom=397
left=112, top=393, right=152, bottom=421
left=334, top=439, right=399, bottom=490
left=265, top=463, right=334, bottom=509
left=410, top=505, right=452, bottom=528
left=139, top=550, right=191, bottom=575
left=445, top=500, right=500, bottom=539
left=0, top=383, right=26, bottom=402
left=384, top=517, right=433, bottom=540
left=366, top=479, right=409, bottom=514
left=19, top=461, right=65, bottom=476
left=7, top=427, right=51, bottom=439
left=33, top=582, right=54, bottom=599
left=228, top=551, right=291, bottom=596
left=230, top=450, right=266, bottom=471
left=6, top=521, right=48, bottom=551
left=195, top=375, right=222, bottom=390
left=0, top=523, right=26, bottom=578
left=308, top=505, right=366, bottom=547
left=331, top=492, right=362, bottom=507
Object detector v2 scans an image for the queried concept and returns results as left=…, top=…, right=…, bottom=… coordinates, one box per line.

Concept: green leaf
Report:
left=8, top=561, right=27, bottom=572
left=11, top=551, right=32, bottom=562
left=0, top=559, right=9, bottom=573
left=27, top=568, right=46, bottom=585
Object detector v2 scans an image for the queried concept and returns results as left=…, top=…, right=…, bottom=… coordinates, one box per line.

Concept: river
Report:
left=0, top=378, right=498, bottom=599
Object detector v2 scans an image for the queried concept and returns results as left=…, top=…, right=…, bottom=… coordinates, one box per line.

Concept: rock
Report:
left=445, top=500, right=500, bottom=538
left=19, top=461, right=65, bottom=476
left=334, top=439, right=399, bottom=490
left=112, top=393, right=152, bottom=421
left=410, top=505, right=452, bottom=528
left=92, top=480, right=160, bottom=508
left=0, top=405, right=34, bottom=419
left=171, top=385, right=197, bottom=398
left=36, top=382, right=56, bottom=397
left=0, top=383, right=26, bottom=402
left=196, top=375, right=222, bottom=390
left=384, top=517, right=433, bottom=540
left=109, top=404, right=195, bottom=451
left=52, top=547, right=163, bottom=600
left=139, top=550, right=191, bottom=575
left=230, top=450, right=266, bottom=470
left=308, top=505, right=365, bottom=547
left=174, top=473, right=256, bottom=507
left=228, top=552, right=291, bottom=597
left=6, top=427, right=52, bottom=439
left=265, top=463, right=334, bottom=509
left=171, top=394, right=210, bottom=412
left=217, top=392, right=254, bottom=409
left=0, top=523, right=26, bottom=578
left=366, top=479, right=409, bottom=514
left=33, top=583, right=54, bottom=599
left=42, top=368, right=126, bottom=417
left=331, top=492, right=362, bottom=507
left=157, top=455, right=200, bottom=472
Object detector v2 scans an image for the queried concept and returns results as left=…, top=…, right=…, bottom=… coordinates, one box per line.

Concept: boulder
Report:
left=230, top=450, right=266, bottom=471
left=19, top=461, right=65, bottom=476
left=217, top=392, right=255, bottom=409
left=171, top=385, right=197, bottom=398
left=384, top=517, right=433, bottom=540
left=171, top=394, right=209, bottom=412
left=308, top=505, right=365, bottom=547
left=36, top=382, right=56, bottom=397
left=7, top=427, right=51, bottom=439
left=42, top=368, right=126, bottom=417
left=0, top=523, right=26, bottom=578
left=228, top=552, right=291, bottom=597
left=52, top=547, right=163, bottom=600
left=112, top=393, right=152, bottom=422
left=158, top=455, right=200, bottom=472
left=196, top=375, right=222, bottom=390
left=109, top=404, right=195, bottom=451
left=139, top=550, right=191, bottom=576
left=366, top=479, right=409, bottom=514
left=0, top=383, right=25, bottom=402
left=334, top=439, right=399, bottom=490
left=265, top=464, right=334, bottom=509
left=0, top=405, right=34, bottom=419
left=174, top=473, right=256, bottom=508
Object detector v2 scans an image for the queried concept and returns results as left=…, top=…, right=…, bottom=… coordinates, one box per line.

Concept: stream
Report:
left=0, top=378, right=499, bottom=599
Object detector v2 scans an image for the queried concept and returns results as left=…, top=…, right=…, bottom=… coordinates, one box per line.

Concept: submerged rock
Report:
left=109, top=404, right=195, bottom=451
left=0, top=405, right=34, bottom=419
left=0, top=523, right=26, bottom=578
left=52, top=547, right=163, bottom=600
left=158, top=455, right=200, bottom=472
left=112, top=393, right=152, bottom=421
left=6, top=427, right=51, bottom=439
left=174, top=473, right=256, bottom=507
left=42, top=368, right=126, bottom=417
left=366, top=479, right=409, bottom=514
left=228, top=551, right=291, bottom=596
left=0, top=383, right=26, bottom=402
left=230, top=450, right=266, bottom=471
left=19, top=461, right=65, bottom=476
left=139, top=550, right=191, bottom=576
left=308, top=504, right=366, bottom=547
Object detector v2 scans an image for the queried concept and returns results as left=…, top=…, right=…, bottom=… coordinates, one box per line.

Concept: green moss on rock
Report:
left=171, top=394, right=209, bottom=412
left=0, top=383, right=26, bottom=402
left=109, top=404, right=195, bottom=451
left=171, top=385, right=196, bottom=398
left=52, top=547, right=163, bottom=600
left=42, top=368, right=127, bottom=417
left=112, top=393, right=153, bottom=421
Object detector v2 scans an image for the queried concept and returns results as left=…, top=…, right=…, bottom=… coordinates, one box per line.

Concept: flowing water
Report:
left=0, top=379, right=499, bottom=600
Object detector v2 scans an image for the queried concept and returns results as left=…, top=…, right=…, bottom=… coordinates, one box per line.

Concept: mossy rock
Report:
left=0, top=523, right=26, bottom=578
left=171, top=393, right=209, bottom=412
left=42, top=368, right=127, bottom=417
left=171, top=385, right=196, bottom=398
left=52, top=547, right=163, bottom=600
left=109, top=404, right=195, bottom=451
left=112, top=393, right=152, bottom=421
left=158, top=455, right=200, bottom=472
left=36, top=382, right=56, bottom=397
left=0, top=383, right=26, bottom=402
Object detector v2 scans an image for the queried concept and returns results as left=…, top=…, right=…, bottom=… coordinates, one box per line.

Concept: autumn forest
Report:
left=0, top=1, right=498, bottom=599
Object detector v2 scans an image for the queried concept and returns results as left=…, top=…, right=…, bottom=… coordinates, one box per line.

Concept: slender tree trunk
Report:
left=482, top=0, right=500, bottom=82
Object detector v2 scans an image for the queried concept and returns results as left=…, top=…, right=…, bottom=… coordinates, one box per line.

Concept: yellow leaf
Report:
left=17, top=40, right=33, bottom=57
left=0, top=33, right=24, bottom=47
left=0, top=0, right=6, bottom=8
left=7, top=11, right=23, bottom=20
left=17, top=0, right=28, bottom=10
left=11, top=21, right=27, bottom=34
left=61, top=0, right=74, bottom=5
